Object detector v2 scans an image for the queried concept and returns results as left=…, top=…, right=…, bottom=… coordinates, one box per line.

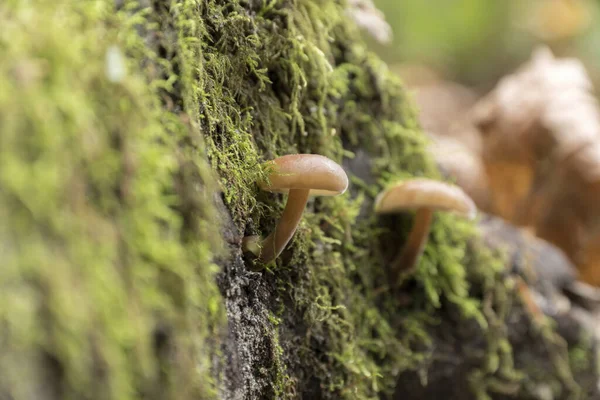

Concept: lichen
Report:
left=0, top=0, right=593, bottom=399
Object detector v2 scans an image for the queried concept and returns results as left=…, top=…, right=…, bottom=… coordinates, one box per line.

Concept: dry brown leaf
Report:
left=469, top=46, right=600, bottom=286
left=399, top=48, right=600, bottom=287
left=474, top=47, right=600, bottom=159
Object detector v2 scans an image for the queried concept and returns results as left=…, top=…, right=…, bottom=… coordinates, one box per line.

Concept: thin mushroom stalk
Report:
left=243, top=188, right=310, bottom=264
left=390, top=207, right=433, bottom=284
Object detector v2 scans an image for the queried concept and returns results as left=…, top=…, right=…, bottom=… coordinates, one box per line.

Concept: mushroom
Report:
left=375, top=178, right=477, bottom=284
left=243, top=154, right=349, bottom=265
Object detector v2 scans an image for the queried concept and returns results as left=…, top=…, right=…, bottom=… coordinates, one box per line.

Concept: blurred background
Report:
left=368, top=0, right=600, bottom=90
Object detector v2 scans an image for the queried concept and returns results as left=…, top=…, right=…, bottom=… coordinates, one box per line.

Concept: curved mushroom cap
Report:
left=375, top=178, right=477, bottom=219
left=259, top=154, right=349, bottom=196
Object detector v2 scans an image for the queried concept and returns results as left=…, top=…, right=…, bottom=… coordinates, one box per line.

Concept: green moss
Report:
left=183, top=0, right=524, bottom=396
left=0, top=0, right=223, bottom=398
left=569, top=332, right=594, bottom=375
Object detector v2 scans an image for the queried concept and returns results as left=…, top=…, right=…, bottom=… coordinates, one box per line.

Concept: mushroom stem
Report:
left=390, top=207, right=434, bottom=284
left=246, top=188, right=310, bottom=264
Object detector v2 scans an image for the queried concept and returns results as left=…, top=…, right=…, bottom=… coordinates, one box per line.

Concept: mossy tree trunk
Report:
left=0, top=0, right=596, bottom=399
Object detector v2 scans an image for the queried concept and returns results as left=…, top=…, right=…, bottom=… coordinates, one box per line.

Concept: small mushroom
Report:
left=375, top=178, right=477, bottom=284
left=243, top=154, right=348, bottom=265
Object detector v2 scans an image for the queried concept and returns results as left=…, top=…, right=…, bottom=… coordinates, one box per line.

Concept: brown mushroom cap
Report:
left=259, top=154, right=349, bottom=196
left=374, top=178, right=477, bottom=219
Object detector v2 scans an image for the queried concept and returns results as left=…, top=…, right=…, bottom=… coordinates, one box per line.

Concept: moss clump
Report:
left=0, top=0, right=223, bottom=398
left=182, top=0, right=525, bottom=397
left=187, top=0, right=589, bottom=397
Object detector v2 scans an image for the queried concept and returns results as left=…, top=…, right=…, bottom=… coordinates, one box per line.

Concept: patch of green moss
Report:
left=189, top=0, right=590, bottom=396
left=0, top=0, right=223, bottom=398
left=569, top=332, right=594, bottom=376
left=176, top=0, right=527, bottom=396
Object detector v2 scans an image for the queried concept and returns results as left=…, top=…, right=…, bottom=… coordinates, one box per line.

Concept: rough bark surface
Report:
left=0, top=0, right=598, bottom=399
